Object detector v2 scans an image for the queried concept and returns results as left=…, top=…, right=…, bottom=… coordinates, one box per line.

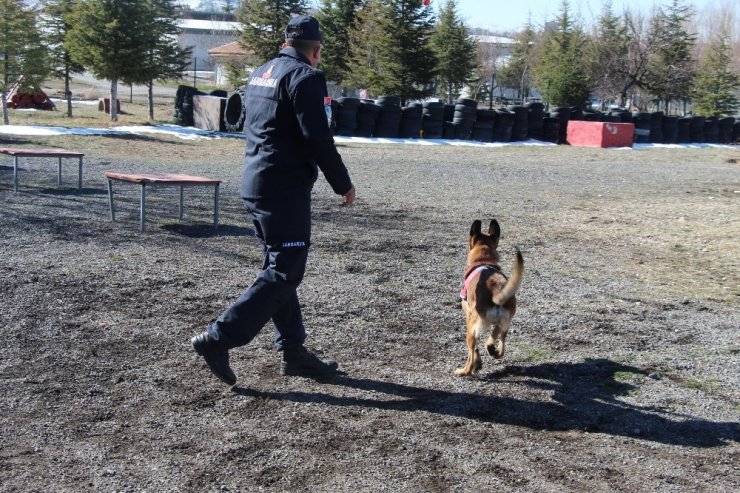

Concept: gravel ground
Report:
left=0, top=133, right=738, bottom=492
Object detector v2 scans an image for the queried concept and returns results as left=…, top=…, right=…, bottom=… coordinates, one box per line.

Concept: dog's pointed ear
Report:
left=488, top=219, right=501, bottom=239
left=470, top=220, right=482, bottom=237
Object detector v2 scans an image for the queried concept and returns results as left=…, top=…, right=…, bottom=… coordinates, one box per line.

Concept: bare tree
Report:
left=472, top=37, right=507, bottom=106
left=617, top=10, right=654, bottom=109
left=693, top=0, right=739, bottom=71
left=497, top=18, right=538, bottom=105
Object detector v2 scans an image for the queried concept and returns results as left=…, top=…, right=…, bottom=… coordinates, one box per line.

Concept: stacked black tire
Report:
left=177, top=89, right=740, bottom=146
left=452, top=98, right=477, bottom=139
left=649, top=111, right=664, bottom=143
left=677, top=117, right=692, bottom=143
left=355, top=100, right=379, bottom=137
left=526, top=102, right=545, bottom=141
left=373, top=95, right=402, bottom=138
left=569, top=107, right=584, bottom=123
left=174, top=85, right=205, bottom=127
left=335, top=97, right=360, bottom=136
left=717, top=117, right=735, bottom=144
left=690, top=116, right=705, bottom=143
left=493, top=109, right=514, bottom=142
left=703, top=117, right=720, bottom=143
left=542, top=117, right=560, bottom=143
left=609, top=110, right=632, bottom=124
left=627, top=112, right=740, bottom=144
left=421, top=101, right=444, bottom=138
left=581, top=109, right=600, bottom=121
left=400, top=103, right=423, bottom=138
left=632, top=112, right=651, bottom=144
left=329, top=99, right=339, bottom=133
left=442, top=104, right=456, bottom=139
left=471, top=109, right=495, bottom=142
left=661, top=115, right=679, bottom=144
left=549, top=107, right=571, bottom=144
left=507, top=105, right=529, bottom=141
left=223, top=90, right=245, bottom=132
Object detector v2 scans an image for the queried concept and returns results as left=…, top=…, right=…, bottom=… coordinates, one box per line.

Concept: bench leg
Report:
left=13, top=156, right=19, bottom=192
left=179, top=185, right=184, bottom=220
left=58, top=157, right=62, bottom=187
left=78, top=157, right=83, bottom=190
left=140, top=183, right=146, bottom=232
left=214, top=184, right=220, bottom=230
left=107, top=179, right=116, bottom=221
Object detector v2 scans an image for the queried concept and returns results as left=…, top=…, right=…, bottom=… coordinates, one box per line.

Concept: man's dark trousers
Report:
left=208, top=198, right=311, bottom=351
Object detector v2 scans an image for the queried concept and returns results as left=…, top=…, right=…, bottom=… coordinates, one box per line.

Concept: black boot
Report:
left=281, top=345, right=339, bottom=376
left=192, top=332, right=237, bottom=385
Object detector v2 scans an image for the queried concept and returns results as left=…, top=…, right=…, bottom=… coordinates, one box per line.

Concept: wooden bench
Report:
left=105, top=172, right=221, bottom=232
left=0, top=147, right=84, bottom=192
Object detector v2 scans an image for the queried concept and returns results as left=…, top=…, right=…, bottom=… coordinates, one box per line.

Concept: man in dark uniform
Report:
left=192, top=15, right=356, bottom=386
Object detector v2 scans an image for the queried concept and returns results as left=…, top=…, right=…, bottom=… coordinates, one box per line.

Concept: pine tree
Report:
left=533, top=0, right=591, bottom=108
left=40, top=0, right=85, bottom=118
left=345, top=0, right=384, bottom=92
left=691, top=28, right=740, bottom=117
left=316, top=0, right=363, bottom=87
left=66, top=0, right=152, bottom=121
left=237, top=0, right=309, bottom=66
left=587, top=1, right=631, bottom=108
left=430, top=0, right=477, bottom=103
left=222, top=0, right=235, bottom=16
left=644, top=0, right=696, bottom=113
left=347, top=0, right=436, bottom=103
left=132, top=0, right=192, bottom=120
left=0, top=0, right=48, bottom=124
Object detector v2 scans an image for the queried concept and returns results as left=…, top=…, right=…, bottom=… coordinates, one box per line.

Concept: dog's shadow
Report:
left=232, top=358, right=737, bottom=448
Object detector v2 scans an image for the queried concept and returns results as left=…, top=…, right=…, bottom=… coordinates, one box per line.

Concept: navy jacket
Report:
left=240, top=47, right=353, bottom=200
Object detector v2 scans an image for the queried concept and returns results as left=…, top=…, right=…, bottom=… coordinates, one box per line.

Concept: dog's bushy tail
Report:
left=492, top=248, right=523, bottom=306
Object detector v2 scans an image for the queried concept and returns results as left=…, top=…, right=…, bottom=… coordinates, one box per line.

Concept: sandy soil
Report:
left=0, top=133, right=738, bottom=492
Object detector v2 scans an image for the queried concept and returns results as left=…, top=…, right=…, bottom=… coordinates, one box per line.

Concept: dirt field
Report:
left=0, top=133, right=738, bottom=492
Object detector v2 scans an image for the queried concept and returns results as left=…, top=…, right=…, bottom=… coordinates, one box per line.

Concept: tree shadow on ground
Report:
left=0, top=177, right=107, bottom=195
left=0, top=137, right=38, bottom=147
left=99, top=133, right=171, bottom=144
left=41, top=186, right=108, bottom=196
left=233, top=358, right=738, bottom=448
left=162, top=223, right=254, bottom=238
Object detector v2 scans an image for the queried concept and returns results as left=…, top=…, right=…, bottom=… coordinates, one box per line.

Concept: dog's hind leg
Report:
left=485, top=319, right=511, bottom=359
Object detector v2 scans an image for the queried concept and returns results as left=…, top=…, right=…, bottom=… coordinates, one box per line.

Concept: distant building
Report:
left=470, top=35, right=524, bottom=103
left=178, top=18, right=240, bottom=72
left=208, top=41, right=250, bottom=86
left=472, top=34, right=516, bottom=63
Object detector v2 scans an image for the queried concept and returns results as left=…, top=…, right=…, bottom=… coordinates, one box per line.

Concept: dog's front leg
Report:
left=455, top=323, right=482, bottom=376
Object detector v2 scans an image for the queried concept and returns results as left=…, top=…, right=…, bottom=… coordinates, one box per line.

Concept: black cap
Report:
left=285, top=15, right=322, bottom=42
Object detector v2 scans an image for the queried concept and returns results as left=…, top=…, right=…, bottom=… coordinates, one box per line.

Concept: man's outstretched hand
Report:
left=342, top=186, right=356, bottom=207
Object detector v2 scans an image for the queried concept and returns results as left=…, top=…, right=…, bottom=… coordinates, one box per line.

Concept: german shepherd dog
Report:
left=455, top=219, right=524, bottom=376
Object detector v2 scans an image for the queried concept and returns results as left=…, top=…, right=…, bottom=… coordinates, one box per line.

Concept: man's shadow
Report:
left=232, top=358, right=738, bottom=448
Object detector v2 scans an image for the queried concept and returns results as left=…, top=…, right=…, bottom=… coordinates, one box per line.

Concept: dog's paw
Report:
left=454, top=367, right=475, bottom=377
left=486, top=338, right=504, bottom=359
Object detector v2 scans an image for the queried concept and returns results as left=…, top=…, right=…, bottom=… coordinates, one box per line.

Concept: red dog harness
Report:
left=459, top=260, right=500, bottom=299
